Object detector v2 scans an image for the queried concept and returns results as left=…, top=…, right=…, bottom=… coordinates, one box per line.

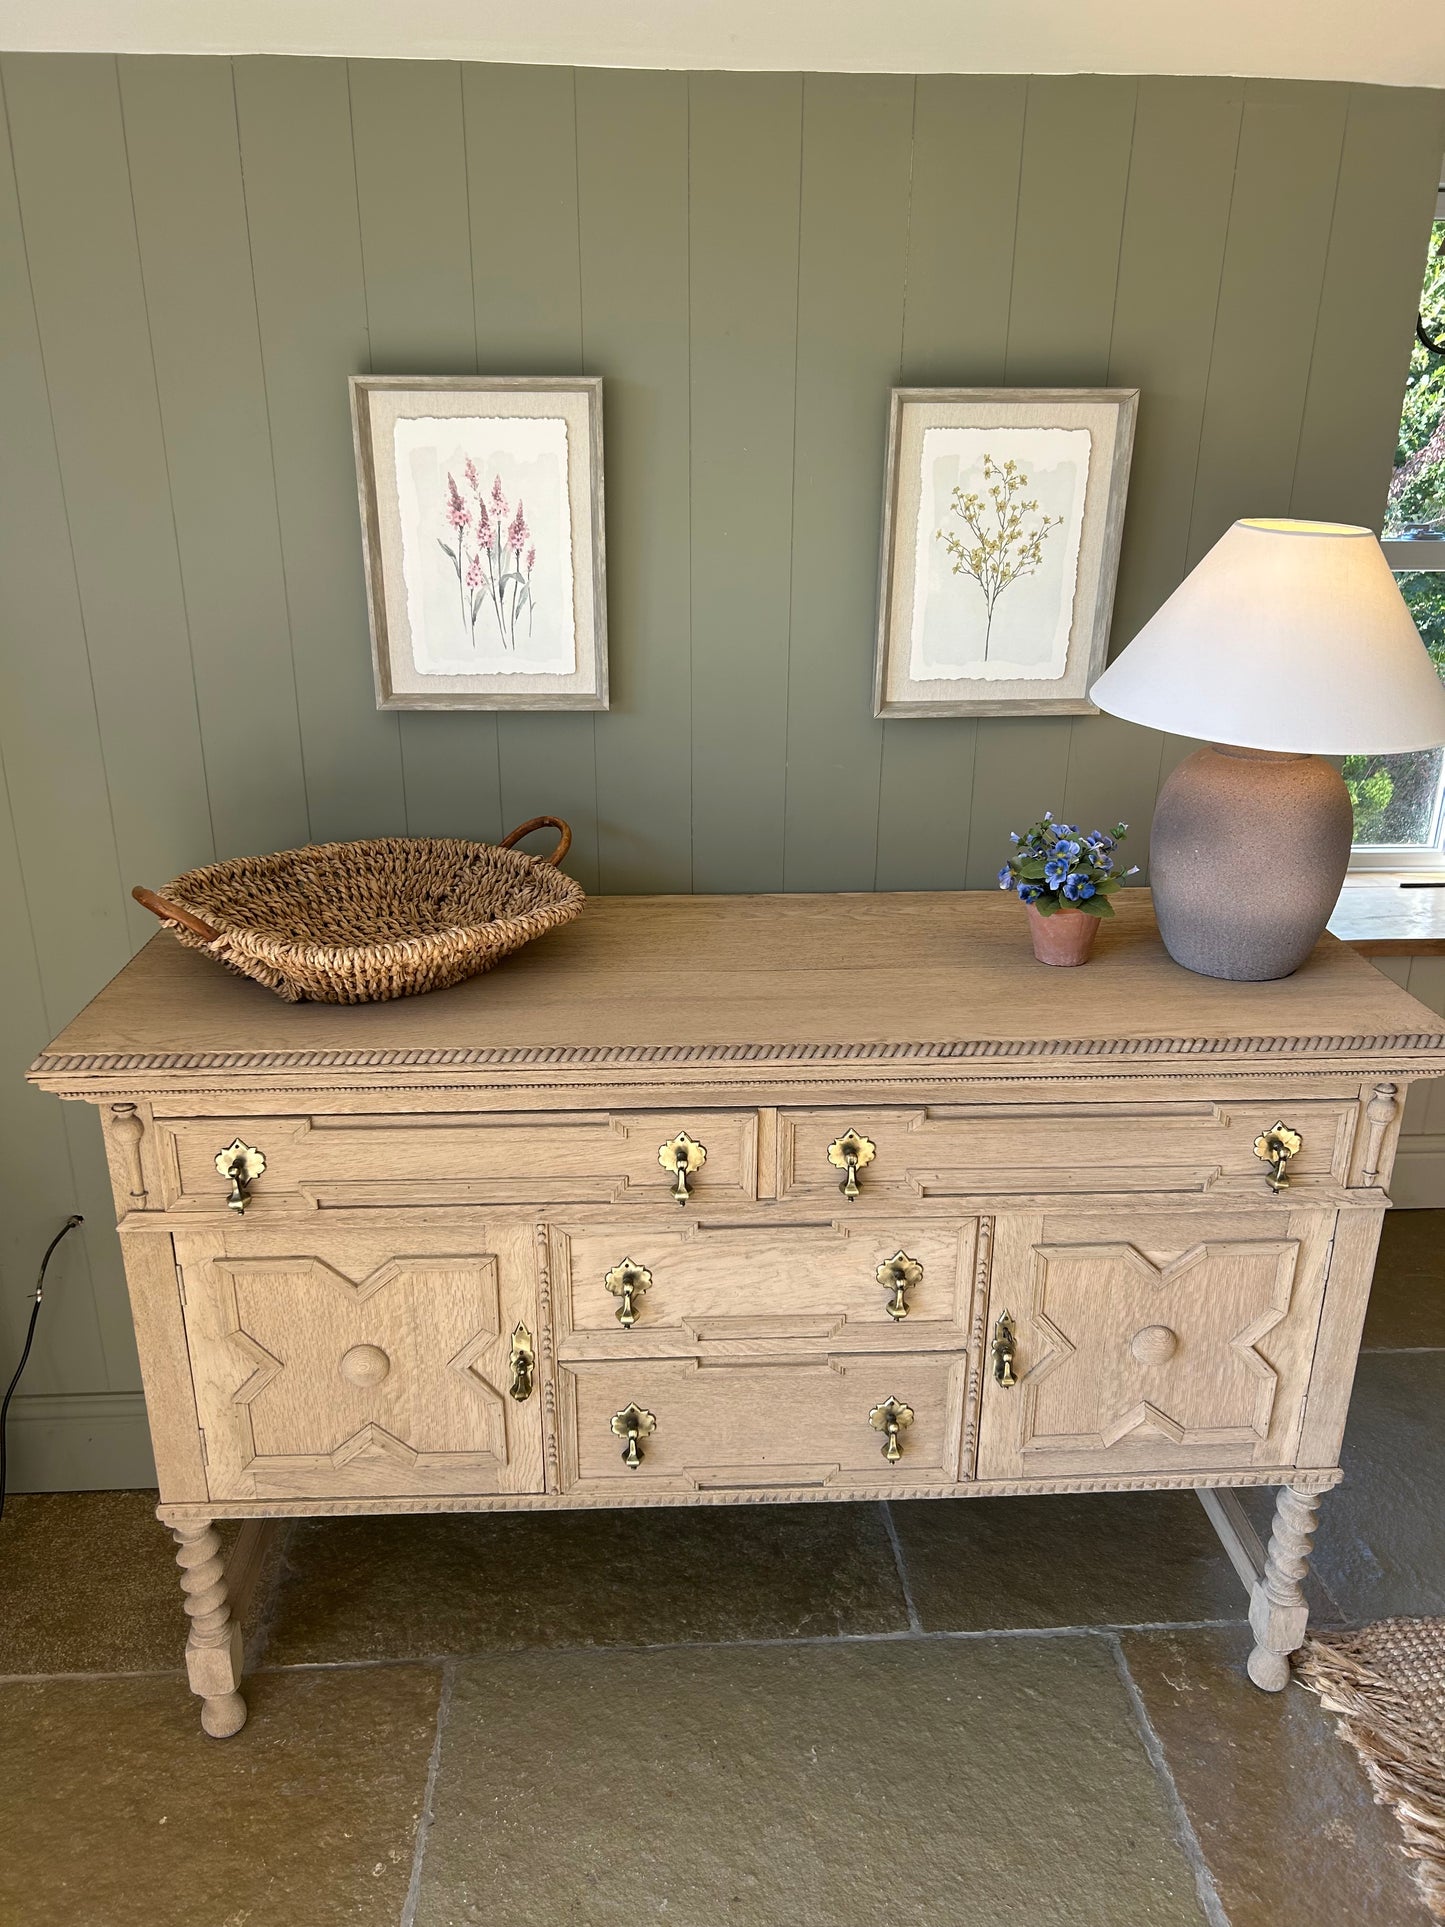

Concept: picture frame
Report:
left=873, top=386, right=1137, bottom=718
left=350, top=375, right=608, bottom=711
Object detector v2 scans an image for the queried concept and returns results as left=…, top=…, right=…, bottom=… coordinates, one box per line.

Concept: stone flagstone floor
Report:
left=1, top=1210, right=1442, bottom=1927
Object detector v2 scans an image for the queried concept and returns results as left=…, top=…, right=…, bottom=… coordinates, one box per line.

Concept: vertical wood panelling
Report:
left=0, top=65, right=131, bottom=1017
left=877, top=76, right=1028, bottom=890
left=3, top=54, right=214, bottom=943
left=783, top=74, right=914, bottom=891
left=577, top=69, right=693, bottom=893
left=5, top=62, right=1445, bottom=1478
left=1069, top=77, right=1248, bottom=857
left=966, top=76, right=1138, bottom=888
left=0, top=754, right=108, bottom=1396
left=349, top=58, right=504, bottom=846
left=689, top=72, right=801, bottom=892
left=233, top=56, right=406, bottom=843
left=1187, top=80, right=1351, bottom=563
left=1291, top=86, right=1445, bottom=526
left=0, top=75, right=130, bottom=1393
left=463, top=63, right=600, bottom=892
left=119, top=55, right=309, bottom=860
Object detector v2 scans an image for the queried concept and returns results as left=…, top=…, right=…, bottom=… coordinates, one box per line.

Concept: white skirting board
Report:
left=6, top=1391, right=156, bottom=1493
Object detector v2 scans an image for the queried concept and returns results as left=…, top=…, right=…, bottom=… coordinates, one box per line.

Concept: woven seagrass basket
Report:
left=132, top=817, right=583, bottom=1005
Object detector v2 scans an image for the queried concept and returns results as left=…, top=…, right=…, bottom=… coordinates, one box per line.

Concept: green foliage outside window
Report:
left=1387, top=221, right=1445, bottom=534
left=1348, top=222, right=1445, bottom=847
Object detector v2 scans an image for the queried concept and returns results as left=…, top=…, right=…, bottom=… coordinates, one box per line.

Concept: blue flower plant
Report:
left=998, top=812, right=1139, bottom=920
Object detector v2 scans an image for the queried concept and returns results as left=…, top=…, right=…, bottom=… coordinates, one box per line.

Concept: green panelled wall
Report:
left=0, top=57, right=1441, bottom=1486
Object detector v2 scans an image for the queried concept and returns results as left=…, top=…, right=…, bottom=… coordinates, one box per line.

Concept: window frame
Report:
left=1348, top=541, right=1445, bottom=871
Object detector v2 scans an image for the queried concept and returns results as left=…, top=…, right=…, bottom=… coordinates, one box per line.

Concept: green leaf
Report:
left=1017, top=857, right=1048, bottom=880
left=1032, top=894, right=1060, bottom=916
left=1078, top=895, right=1116, bottom=918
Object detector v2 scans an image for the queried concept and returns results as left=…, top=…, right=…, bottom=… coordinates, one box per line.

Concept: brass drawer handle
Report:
left=604, top=1258, right=653, bottom=1328
left=508, top=1324, right=535, bottom=1401
left=214, top=1138, right=265, bottom=1214
left=828, top=1129, right=875, bottom=1201
left=992, top=1312, right=1017, bottom=1387
left=875, top=1250, right=922, bottom=1321
left=611, top=1402, right=656, bottom=1469
left=1254, top=1122, right=1302, bottom=1193
left=658, top=1132, right=706, bottom=1205
left=868, top=1396, right=914, bottom=1463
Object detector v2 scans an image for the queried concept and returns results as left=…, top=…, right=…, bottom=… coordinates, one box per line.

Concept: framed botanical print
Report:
left=350, top=376, right=608, bottom=710
left=873, top=387, right=1137, bottom=718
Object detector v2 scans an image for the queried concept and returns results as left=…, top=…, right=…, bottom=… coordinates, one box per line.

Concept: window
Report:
left=1349, top=192, right=1445, bottom=867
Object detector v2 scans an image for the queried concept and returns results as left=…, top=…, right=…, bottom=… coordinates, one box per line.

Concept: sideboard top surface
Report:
left=28, top=891, right=1445, bottom=1094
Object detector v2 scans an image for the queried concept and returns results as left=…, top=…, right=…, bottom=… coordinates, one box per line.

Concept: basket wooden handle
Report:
left=497, top=816, right=572, bottom=866
left=132, top=886, right=221, bottom=943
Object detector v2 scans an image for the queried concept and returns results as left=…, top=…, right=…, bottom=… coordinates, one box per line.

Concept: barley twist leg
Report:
left=173, top=1522, right=247, bottom=1737
left=1246, top=1483, right=1321, bottom=1692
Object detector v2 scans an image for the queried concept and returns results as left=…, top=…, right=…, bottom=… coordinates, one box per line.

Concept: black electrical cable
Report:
left=0, top=1214, right=83, bottom=1526
left=1420, top=313, right=1445, bottom=356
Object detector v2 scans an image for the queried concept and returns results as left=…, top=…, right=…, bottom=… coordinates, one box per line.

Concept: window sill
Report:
left=1330, top=872, right=1445, bottom=953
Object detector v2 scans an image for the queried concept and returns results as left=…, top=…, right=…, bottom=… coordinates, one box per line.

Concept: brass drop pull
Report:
left=214, top=1138, right=265, bottom=1214
left=508, top=1324, right=535, bottom=1402
left=1254, top=1123, right=1302, bottom=1193
left=875, top=1250, right=922, bottom=1321
left=992, top=1312, right=1017, bottom=1388
left=604, top=1258, right=653, bottom=1328
left=611, top=1402, right=656, bottom=1469
left=868, top=1396, right=915, bottom=1463
left=828, top=1129, right=876, bottom=1202
left=658, top=1132, right=706, bottom=1206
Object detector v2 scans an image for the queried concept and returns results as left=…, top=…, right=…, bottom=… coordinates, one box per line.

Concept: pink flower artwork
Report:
left=437, top=465, right=539, bottom=650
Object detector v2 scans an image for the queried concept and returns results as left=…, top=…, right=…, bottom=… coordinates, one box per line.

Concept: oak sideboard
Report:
left=29, top=890, right=1445, bottom=1736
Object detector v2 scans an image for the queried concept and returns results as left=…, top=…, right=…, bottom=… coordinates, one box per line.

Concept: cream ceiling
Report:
left=4, top=0, right=1444, bottom=88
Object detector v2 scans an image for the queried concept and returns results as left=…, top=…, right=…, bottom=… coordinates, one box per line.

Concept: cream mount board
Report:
left=30, top=889, right=1445, bottom=1733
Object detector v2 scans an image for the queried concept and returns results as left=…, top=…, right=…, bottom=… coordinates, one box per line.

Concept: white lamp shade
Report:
left=1089, top=519, right=1445, bottom=754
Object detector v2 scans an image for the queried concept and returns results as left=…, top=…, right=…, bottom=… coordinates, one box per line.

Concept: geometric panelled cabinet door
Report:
left=175, top=1237, right=543, bottom=1500
left=980, top=1228, right=1327, bottom=1478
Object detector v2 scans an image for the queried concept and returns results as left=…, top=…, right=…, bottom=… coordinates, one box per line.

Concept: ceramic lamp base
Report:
left=1149, top=745, right=1353, bottom=981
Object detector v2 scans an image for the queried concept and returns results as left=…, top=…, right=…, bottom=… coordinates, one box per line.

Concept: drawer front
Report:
left=551, top=1218, right=982, bottom=1352
left=976, top=1207, right=1334, bottom=1480
left=172, top=1222, right=544, bottom=1501
left=556, top=1354, right=967, bottom=1495
left=777, top=1098, right=1358, bottom=1205
left=154, top=1109, right=757, bottom=1213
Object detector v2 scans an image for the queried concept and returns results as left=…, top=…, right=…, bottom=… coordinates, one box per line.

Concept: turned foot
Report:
left=1246, top=1483, right=1321, bottom=1693
left=173, top=1522, right=248, bottom=1738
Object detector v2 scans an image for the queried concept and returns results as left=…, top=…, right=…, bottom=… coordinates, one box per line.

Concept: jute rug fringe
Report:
left=1298, top=1623, right=1445, bottom=1921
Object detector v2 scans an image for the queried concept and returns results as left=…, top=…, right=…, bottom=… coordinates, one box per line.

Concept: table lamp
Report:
left=1089, top=518, right=1445, bottom=981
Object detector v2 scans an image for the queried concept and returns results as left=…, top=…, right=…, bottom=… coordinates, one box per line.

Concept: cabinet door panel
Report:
left=977, top=1209, right=1333, bottom=1479
left=173, top=1222, right=543, bottom=1500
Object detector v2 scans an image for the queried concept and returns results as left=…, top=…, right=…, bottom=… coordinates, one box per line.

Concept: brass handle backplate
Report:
left=868, top=1396, right=915, bottom=1463
left=611, top=1402, right=657, bottom=1469
left=992, top=1312, right=1017, bottom=1388
left=658, top=1132, right=706, bottom=1206
left=828, top=1129, right=876, bottom=1202
left=1253, top=1123, right=1302, bottom=1193
left=604, top=1258, right=653, bottom=1328
left=508, top=1324, right=535, bottom=1402
left=875, top=1250, right=923, bottom=1321
left=214, top=1138, right=265, bottom=1214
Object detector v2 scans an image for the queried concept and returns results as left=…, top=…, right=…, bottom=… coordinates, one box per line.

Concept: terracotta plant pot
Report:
left=1026, top=901, right=1100, bottom=967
